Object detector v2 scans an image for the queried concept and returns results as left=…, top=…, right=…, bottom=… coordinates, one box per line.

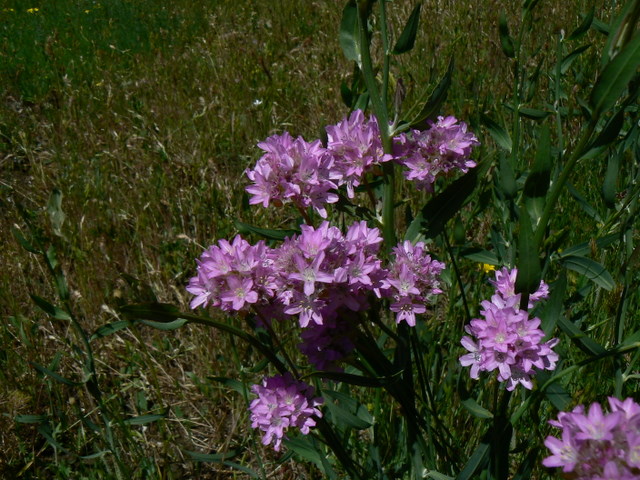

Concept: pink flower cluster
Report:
left=325, top=109, right=393, bottom=198
left=249, top=373, right=323, bottom=451
left=245, top=111, right=478, bottom=212
left=273, top=220, right=386, bottom=328
left=395, top=116, right=479, bottom=191
left=543, top=397, right=640, bottom=479
left=186, top=235, right=275, bottom=312
left=245, top=132, right=339, bottom=218
left=187, top=222, right=446, bottom=369
left=380, top=241, right=445, bottom=326
left=459, top=267, right=559, bottom=391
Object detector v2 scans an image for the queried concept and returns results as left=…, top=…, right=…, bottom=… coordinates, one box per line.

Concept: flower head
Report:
left=249, top=373, right=323, bottom=451
left=543, top=398, right=640, bottom=479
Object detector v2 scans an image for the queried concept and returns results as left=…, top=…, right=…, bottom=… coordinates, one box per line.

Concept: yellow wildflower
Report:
left=27, top=7, right=39, bottom=13
left=482, top=263, right=496, bottom=274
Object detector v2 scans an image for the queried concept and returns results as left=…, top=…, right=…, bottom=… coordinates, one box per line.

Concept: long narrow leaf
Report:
left=591, top=31, right=640, bottom=115
left=392, top=3, right=422, bottom=54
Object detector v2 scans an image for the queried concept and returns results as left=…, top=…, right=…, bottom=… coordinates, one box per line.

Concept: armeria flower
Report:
left=543, top=398, right=640, bottom=479
left=379, top=240, right=445, bottom=326
left=273, top=221, right=385, bottom=327
left=245, top=132, right=338, bottom=218
left=459, top=267, right=558, bottom=390
left=325, top=110, right=393, bottom=198
left=187, top=235, right=277, bottom=313
left=395, top=116, right=479, bottom=191
left=249, top=373, right=323, bottom=451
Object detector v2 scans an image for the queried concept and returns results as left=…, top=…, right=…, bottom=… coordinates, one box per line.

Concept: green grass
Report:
left=1, top=0, right=635, bottom=478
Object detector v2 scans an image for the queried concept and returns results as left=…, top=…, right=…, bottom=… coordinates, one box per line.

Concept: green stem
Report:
left=356, top=0, right=396, bottom=248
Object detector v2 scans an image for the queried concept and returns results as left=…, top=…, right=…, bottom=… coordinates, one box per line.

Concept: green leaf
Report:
left=120, top=303, right=289, bottom=373
left=392, top=3, right=422, bottom=54
left=405, top=165, right=483, bottom=241
left=602, top=150, right=620, bottom=208
left=426, top=472, right=454, bottom=480
left=535, top=370, right=572, bottom=411
left=339, top=1, right=360, bottom=64
left=567, top=183, right=602, bottom=223
left=524, top=125, right=552, bottom=222
left=557, top=315, right=607, bottom=356
left=30, top=362, right=82, bottom=386
left=46, top=189, right=66, bottom=237
left=540, top=275, right=566, bottom=336
left=518, top=107, right=551, bottom=120
left=409, top=56, right=454, bottom=128
left=480, top=114, right=512, bottom=152
left=516, top=206, right=541, bottom=299
left=600, top=0, right=637, bottom=66
left=30, top=295, right=71, bottom=321
left=139, top=318, right=188, bottom=330
left=323, top=390, right=373, bottom=430
left=456, top=440, right=489, bottom=480
left=590, top=108, right=625, bottom=149
left=120, top=303, right=182, bottom=322
left=11, top=227, right=41, bottom=254
left=568, top=8, right=594, bottom=41
left=91, top=320, right=131, bottom=341
left=591, top=31, right=640, bottom=116
left=235, top=221, right=298, bottom=241
left=209, top=377, right=246, bottom=395
left=498, top=12, right=515, bottom=58
left=460, top=248, right=499, bottom=265
left=284, top=436, right=325, bottom=466
left=123, top=412, right=168, bottom=425
left=498, top=154, right=517, bottom=199
left=557, top=233, right=619, bottom=258
left=561, top=255, right=615, bottom=290
left=561, top=44, right=592, bottom=74
left=15, top=414, right=48, bottom=424
left=461, top=398, right=493, bottom=419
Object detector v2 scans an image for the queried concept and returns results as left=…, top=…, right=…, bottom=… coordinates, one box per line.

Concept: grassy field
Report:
left=1, top=0, right=632, bottom=478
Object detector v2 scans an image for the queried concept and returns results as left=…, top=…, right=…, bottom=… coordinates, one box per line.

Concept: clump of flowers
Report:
left=245, top=112, right=479, bottom=216
left=249, top=373, right=323, bottom=451
left=459, top=267, right=559, bottom=390
left=543, top=397, right=640, bottom=479
left=186, top=235, right=276, bottom=313
left=245, top=132, right=338, bottom=218
left=272, top=220, right=385, bottom=328
left=379, top=240, right=445, bottom=326
left=325, top=109, right=393, bottom=197
left=395, top=116, right=479, bottom=191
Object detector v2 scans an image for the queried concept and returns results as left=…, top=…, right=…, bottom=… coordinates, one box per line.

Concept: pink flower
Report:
left=459, top=267, right=558, bottom=390
left=543, top=398, right=640, bottom=478
left=249, top=373, right=323, bottom=451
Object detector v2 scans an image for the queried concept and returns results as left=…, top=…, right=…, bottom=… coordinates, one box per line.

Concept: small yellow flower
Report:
left=482, top=263, right=496, bottom=274
left=3, top=8, right=16, bottom=12
left=27, top=7, right=39, bottom=13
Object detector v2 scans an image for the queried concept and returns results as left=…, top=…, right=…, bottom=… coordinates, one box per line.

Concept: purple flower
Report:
left=245, top=132, right=338, bottom=218
left=325, top=110, right=393, bottom=198
left=543, top=398, right=640, bottom=479
left=249, top=373, right=323, bottom=451
left=459, top=267, right=558, bottom=390
left=187, top=235, right=276, bottom=313
left=395, top=116, right=479, bottom=191
left=380, top=240, right=445, bottom=326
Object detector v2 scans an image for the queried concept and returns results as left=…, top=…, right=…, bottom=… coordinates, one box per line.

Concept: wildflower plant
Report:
left=115, top=1, right=640, bottom=479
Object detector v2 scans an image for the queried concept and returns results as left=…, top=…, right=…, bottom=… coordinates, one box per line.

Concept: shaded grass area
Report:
left=0, top=0, right=624, bottom=478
